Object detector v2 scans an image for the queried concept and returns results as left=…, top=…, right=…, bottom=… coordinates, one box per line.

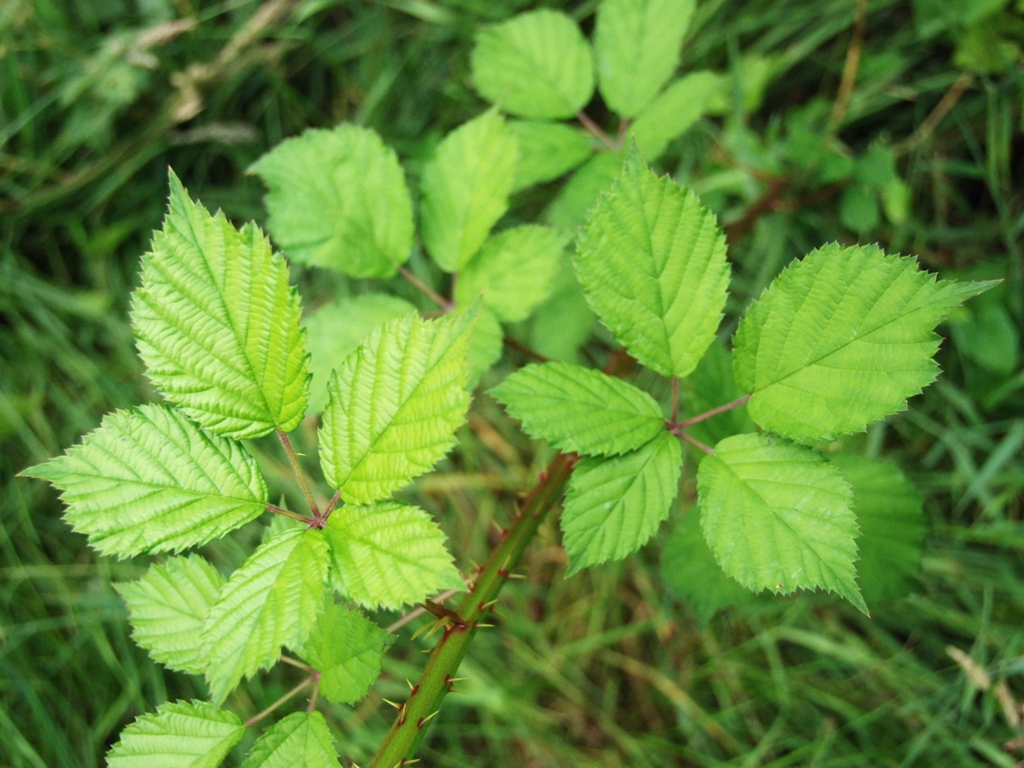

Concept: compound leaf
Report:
left=323, top=501, right=463, bottom=610
left=563, top=430, right=681, bottom=575
left=732, top=244, right=998, bottom=439
left=106, top=700, right=244, bottom=768
left=300, top=602, right=392, bottom=705
left=116, top=555, right=225, bottom=674
left=697, top=433, right=866, bottom=613
left=302, top=294, right=416, bottom=414
left=318, top=312, right=472, bottom=504
left=575, top=152, right=730, bottom=378
left=631, top=70, right=719, bottom=159
left=420, top=110, right=518, bottom=272
left=201, top=528, right=329, bottom=704
left=131, top=171, right=308, bottom=438
left=22, top=405, right=267, bottom=558
left=511, top=121, right=594, bottom=191
left=249, top=125, right=414, bottom=278
left=595, top=0, right=696, bottom=118
left=829, top=453, right=926, bottom=606
left=471, top=10, right=594, bottom=120
left=492, top=362, right=665, bottom=456
left=239, top=712, right=336, bottom=768
left=455, top=225, right=566, bottom=322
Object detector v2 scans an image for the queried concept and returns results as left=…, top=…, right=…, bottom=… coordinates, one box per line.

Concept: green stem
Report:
left=367, top=452, right=577, bottom=768
left=276, top=428, right=320, bottom=517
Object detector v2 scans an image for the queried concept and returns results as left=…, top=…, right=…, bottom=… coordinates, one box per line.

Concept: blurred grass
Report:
left=2, top=0, right=1023, bottom=766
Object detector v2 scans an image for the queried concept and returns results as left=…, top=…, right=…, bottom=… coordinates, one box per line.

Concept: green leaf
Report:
left=575, top=152, right=731, bottom=378
left=302, top=294, right=416, bottom=414
left=828, top=454, right=926, bottom=606
left=471, top=9, right=594, bottom=120
left=22, top=405, right=267, bottom=558
left=248, top=125, right=414, bottom=278
left=239, top=712, right=336, bottom=768
left=455, top=225, right=566, bottom=322
left=323, top=501, right=463, bottom=610
left=116, top=555, right=225, bottom=675
left=106, top=700, right=244, bottom=768
left=420, top=110, right=519, bottom=272
left=661, top=505, right=753, bottom=626
left=300, top=602, right=392, bottom=704
left=527, top=256, right=598, bottom=364
left=131, top=171, right=309, bottom=438
left=562, top=431, right=681, bottom=575
left=696, top=433, right=866, bottom=613
left=510, top=121, right=594, bottom=192
left=731, top=244, right=998, bottom=440
left=631, top=71, right=719, bottom=159
left=491, top=362, right=665, bottom=456
left=594, top=0, right=696, bottom=118
left=200, top=528, right=329, bottom=703
left=463, top=304, right=504, bottom=389
left=544, top=151, right=624, bottom=232
left=318, top=312, right=472, bottom=504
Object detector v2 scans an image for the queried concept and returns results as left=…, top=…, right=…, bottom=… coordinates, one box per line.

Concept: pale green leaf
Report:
left=106, top=700, right=244, bottom=768
left=732, top=244, right=998, bottom=439
left=631, top=71, right=719, bottom=158
left=575, top=152, right=730, bottom=377
left=491, top=362, right=665, bottom=456
left=300, top=602, right=392, bottom=704
left=697, top=433, right=866, bottom=613
left=249, top=125, right=414, bottom=278
left=463, top=304, right=504, bottom=389
left=510, top=120, right=593, bottom=191
left=527, top=255, right=597, bottom=364
left=661, top=505, right=753, bottom=626
left=239, top=712, right=336, bottom=768
left=318, top=312, right=471, bottom=504
left=829, top=454, right=926, bottom=606
left=23, top=405, right=267, bottom=558
left=455, top=225, right=566, bottom=322
left=594, top=0, right=696, bottom=117
left=420, top=110, right=519, bottom=272
left=131, top=171, right=308, bottom=438
left=563, top=431, right=681, bottom=575
left=471, top=9, right=594, bottom=119
left=302, top=294, right=416, bottom=414
left=116, top=555, right=225, bottom=674
left=201, top=528, right=329, bottom=703
left=323, top=501, right=463, bottom=610
left=544, top=151, right=624, bottom=232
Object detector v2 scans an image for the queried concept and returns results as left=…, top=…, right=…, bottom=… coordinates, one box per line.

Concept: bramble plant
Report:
left=22, top=1, right=997, bottom=766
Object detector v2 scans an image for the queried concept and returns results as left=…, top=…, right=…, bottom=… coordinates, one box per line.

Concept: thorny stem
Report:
left=386, top=589, right=461, bottom=634
left=576, top=110, right=618, bottom=152
left=321, top=489, right=341, bottom=523
left=243, top=675, right=316, bottom=727
left=367, top=452, right=578, bottom=768
left=276, top=428, right=320, bottom=518
left=399, top=266, right=453, bottom=311
left=265, top=502, right=310, bottom=523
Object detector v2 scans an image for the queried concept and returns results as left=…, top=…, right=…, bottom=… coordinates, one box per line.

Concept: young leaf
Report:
left=594, top=0, right=696, bottom=118
left=575, top=152, right=730, bottom=378
left=544, top=151, right=624, bottom=231
left=323, top=501, right=463, bottom=610
left=471, top=9, right=594, bottom=120
left=631, top=71, right=719, bottom=159
left=318, top=312, right=472, bottom=504
left=22, top=405, right=267, bottom=558
left=300, top=602, right=392, bottom=705
left=661, top=505, right=753, bottom=626
left=106, top=700, right=244, bottom=768
left=302, top=294, right=416, bottom=414
left=201, top=528, right=329, bottom=704
left=510, top=121, right=594, bottom=191
left=131, top=171, right=309, bottom=439
left=420, top=110, right=519, bottom=272
left=731, top=244, right=998, bottom=439
left=455, top=225, right=566, bottom=322
left=562, top=431, right=681, bottom=575
left=491, top=362, right=665, bottom=456
left=116, top=555, right=225, bottom=675
left=829, top=454, right=926, bottom=606
left=697, top=433, right=866, bottom=613
left=248, top=125, right=414, bottom=278
left=239, top=711, right=337, bottom=768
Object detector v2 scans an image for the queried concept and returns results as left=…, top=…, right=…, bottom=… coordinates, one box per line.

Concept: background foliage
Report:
left=2, top=0, right=1023, bottom=765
